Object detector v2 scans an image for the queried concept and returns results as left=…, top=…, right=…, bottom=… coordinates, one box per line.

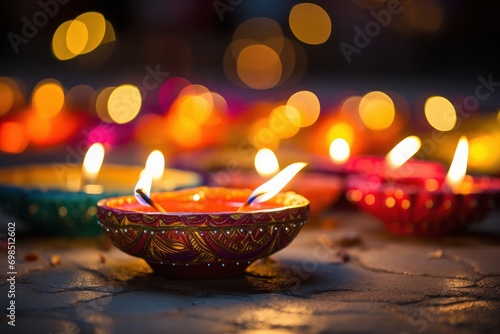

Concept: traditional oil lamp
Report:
left=325, top=136, right=447, bottom=179
left=97, top=163, right=310, bottom=279
left=209, top=148, right=342, bottom=218
left=0, top=146, right=201, bottom=236
left=347, top=136, right=500, bottom=236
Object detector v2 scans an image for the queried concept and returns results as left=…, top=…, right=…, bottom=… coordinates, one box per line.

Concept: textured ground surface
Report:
left=1, top=209, right=500, bottom=334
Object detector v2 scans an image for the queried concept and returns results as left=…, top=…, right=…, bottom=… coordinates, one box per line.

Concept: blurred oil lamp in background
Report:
left=80, top=143, right=105, bottom=194
left=0, top=146, right=201, bottom=237
left=329, top=138, right=350, bottom=165
left=347, top=136, right=500, bottom=236
left=209, top=148, right=342, bottom=218
left=323, top=135, right=446, bottom=180
left=97, top=162, right=310, bottom=279
left=254, top=148, right=280, bottom=178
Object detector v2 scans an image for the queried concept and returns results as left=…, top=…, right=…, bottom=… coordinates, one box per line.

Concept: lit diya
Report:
left=210, top=148, right=342, bottom=218
left=347, top=136, right=500, bottom=236
left=97, top=163, right=310, bottom=279
left=0, top=145, right=202, bottom=236
left=321, top=136, right=447, bottom=179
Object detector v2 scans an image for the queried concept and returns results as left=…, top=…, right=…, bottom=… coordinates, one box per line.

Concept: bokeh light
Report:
left=107, top=84, right=142, bottom=124
left=205, top=92, right=228, bottom=126
left=286, top=91, right=321, bottom=127
left=424, top=96, right=456, bottom=131
left=237, top=44, right=282, bottom=90
left=32, top=80, right=65, bottom=118
left=269, top=105, right=299, bottom=139
left=225, top=17, right=305, bottom=89
left=167, top=113, right=202, bottom=149
left=52, top=12, right=113, bottom=60
left=232, top=17, right=284, bottom=55
left=0, top=81, right=15, bottom=117
left=175, top=84, right=213, bottom=125
left=469, top=135, right=500, bottom=171
left=158, top=77, right=192, bottom=112
left=329, top=138, right=350, bottom=164
left=95, top=87, right=115, bottom=122
left=177, top=95, right=212, bottom=125
left=0, top=121, right=28, bottom=153
left=26, top=114, right=52, bottom=145
left=255, top=148, right=280, bottom=177
left=250, top=117, right=280, bottom=150
left=359, top=91, right=395, bottom=130
left=66, top=20, right=88, bottom=55
left=52, top=21, right=75, bottom=60
left=289, top=3, right=331, bottom=45
left=327, top=122, right=355, bottom=145
left=75, top=12, right=106, bottom=54
left=134, top=114, right=168, bottom=148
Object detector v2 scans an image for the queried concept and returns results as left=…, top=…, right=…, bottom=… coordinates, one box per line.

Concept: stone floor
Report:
left=1, top=209, right=500, bottom=334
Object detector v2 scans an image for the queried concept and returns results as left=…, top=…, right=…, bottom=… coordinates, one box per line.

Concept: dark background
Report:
left=1, top=0, right=499, bottom=92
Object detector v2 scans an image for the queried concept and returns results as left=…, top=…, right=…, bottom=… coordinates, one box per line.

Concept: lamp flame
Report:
left=329, top=138, right=350, bottom=164
left=243, top=162, right=307, bottom=208
left=255, top=148, right=280, bottom=177
left=445, top=136, right=469, bottom=191
left=145, top=150, right=165, bottom=180
left=386, top=136, right=421, bottom=169
left=82, top=143, right=105, bottom=183
left=135, top=171, right=153, bottom=206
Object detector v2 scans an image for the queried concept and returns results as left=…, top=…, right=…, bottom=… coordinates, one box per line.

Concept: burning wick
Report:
left=237, top=192, right=266, bottom=212
left=135, top=188, right=166, bottom=212
left=135, top=171, right=166, bottom=212
left=237, top=162, right=307, bottom=212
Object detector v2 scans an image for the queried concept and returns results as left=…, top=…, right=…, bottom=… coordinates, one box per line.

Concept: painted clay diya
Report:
left=97, top=186, right=310, bottom=279
left=0, top=164, right=202, bottom=236
left=347, top=175, right=500, bottom=236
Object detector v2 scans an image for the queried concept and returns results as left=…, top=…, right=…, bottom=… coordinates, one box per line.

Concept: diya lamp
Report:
left=325, top=136, right=447, bottom=180
left=209, top=148, right=342, bottom=218
left=97, top=163, right=310, bottom=279
left=0, top=145, right=202, bottom=237
left=347, top=136, right=500, bottom=236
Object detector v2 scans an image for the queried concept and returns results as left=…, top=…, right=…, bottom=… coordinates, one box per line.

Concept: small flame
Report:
left=247, top=162, right=307, bottom=205
left=329, top=138, right=350, bottom=164
left=145, top=150, right=165, bottom=180
left=255, top=148, right=280, bottom=177
left=386, top=136, right=421, bottom=169
left=82, top=143, right=105, bottom=183
left=445, top=136, right=469, bottom=191
left=135, top=171, right=153, bottom=206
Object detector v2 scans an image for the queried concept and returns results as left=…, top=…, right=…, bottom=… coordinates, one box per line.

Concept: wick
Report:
left=136, top=188, right=166, bottom=212
left=237, top=192, right=266, bottom=212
